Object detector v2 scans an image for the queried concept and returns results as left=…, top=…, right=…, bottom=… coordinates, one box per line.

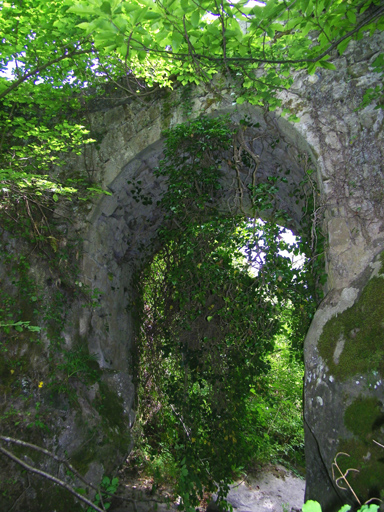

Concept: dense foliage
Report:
left=0, top=0, right=103, bottom=213
left=133, top=115, right=318, bottom=509
left=1, top=0, right=383, bottom=213
left=68, top=0, right=384, bottom=109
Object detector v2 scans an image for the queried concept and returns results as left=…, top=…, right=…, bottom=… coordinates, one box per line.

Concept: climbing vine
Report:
left=134, top=115, right=323, bottom=510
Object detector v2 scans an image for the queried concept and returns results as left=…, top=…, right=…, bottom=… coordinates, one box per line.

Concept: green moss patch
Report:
left=35, top=482, right=84, bottom=512
left=337, top=438, right=384, bottom=503
left=344, top=397, right=384, bottom=440
left=69, top=380, right=132, bottom=479
left=70, top=439, right=98, bottom=476
left=318, top=270, right=384, bottom=380
left=95, top=381, right=131, bottom=453
left=96, top=381, right=127, bottom=432
left=338, top=396, right=384, bottom=503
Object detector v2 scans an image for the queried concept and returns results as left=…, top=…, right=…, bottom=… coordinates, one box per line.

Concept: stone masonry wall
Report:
left=68, top=29, right=384, bottom=510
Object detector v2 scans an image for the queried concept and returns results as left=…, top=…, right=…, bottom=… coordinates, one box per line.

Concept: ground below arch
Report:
left=109, top=464, right=305, bottom=512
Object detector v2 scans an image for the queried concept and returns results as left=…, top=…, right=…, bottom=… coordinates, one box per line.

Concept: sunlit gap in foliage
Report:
left=241, top=218, right=306, bottom=277
left=0, top=58, right=24, bottom=79
left=202, top=0, right=265, bottom=23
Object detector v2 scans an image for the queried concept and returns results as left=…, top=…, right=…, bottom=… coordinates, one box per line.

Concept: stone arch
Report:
left=1, top=30, right=383, bottom=512
left=74, top=30, right=384, bottom=512
left=81, top=103, right=319, bottom=374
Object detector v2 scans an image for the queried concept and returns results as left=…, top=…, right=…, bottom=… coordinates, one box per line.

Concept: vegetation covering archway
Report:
left=0, top=0, right=383, bottom=509
left=131, top=115, right=323, bottom=510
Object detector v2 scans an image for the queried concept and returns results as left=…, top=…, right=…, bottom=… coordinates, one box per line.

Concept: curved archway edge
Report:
left=77, top=32, right=384, bottom=510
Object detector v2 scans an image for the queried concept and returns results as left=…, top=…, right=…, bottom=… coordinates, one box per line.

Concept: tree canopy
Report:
left=66, top=0, right=384, bottom=106
left=1, top=0, right=384, bottom=102
left=0, top=0, right=382, bottom=217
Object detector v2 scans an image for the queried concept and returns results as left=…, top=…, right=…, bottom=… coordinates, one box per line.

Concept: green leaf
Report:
left=318, top=60, right=336, bottom=70
left=346, top=10, right=356, bottom=24
left=190, top=10, right=200, bottom=28
left=100, top=1, right=112, bottom=15
left=372, top=53, right=384, bottom=70
left=337, top=37, right=351, bottom=55
left=172, top=31, right=184, bottom=52
left=302, top=501, right=322, bottom=512
left=123, top=3, right=140, bottom=13
left=67, top=4, right=96, bottom=15
left=76, top=22, right=91, bottom=30
left=359, top=506, right=379, bottom=512
left=143, top=11, right=162, bottom=20
left=28, top=326, right=41, bottom=332
left=305, top=0, right=313, bottom=16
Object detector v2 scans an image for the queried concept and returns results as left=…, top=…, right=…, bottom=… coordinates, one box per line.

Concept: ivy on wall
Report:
left=134, top=115, right=323, bottom=510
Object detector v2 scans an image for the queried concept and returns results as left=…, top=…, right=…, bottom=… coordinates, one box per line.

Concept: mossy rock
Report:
left=318, top=253, right=384, bottom=380
left=34, top=482, right=84, bottom=512
left=337, top=437, right=384, bottom=503
left=98, top=387, right=131, bottom=454
left=69, top=440, right=99, bottom=476
left=336, top=396, right=384, bottom=504
left=344, top=396, right=384, bottom=440
left=70, top=379, right=131, bottom=476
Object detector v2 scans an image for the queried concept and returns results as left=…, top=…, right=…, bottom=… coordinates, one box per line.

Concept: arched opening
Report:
left=82, top=107, right=324, bottom=508
left=83, top=105, right=323, bottom=373
left=127, top=115, right=322, bottom=508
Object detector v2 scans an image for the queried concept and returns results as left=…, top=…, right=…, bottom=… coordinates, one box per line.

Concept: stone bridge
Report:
left=3, top=31, right=384, bottom=512
left=75, top=30, right=384, bottom=510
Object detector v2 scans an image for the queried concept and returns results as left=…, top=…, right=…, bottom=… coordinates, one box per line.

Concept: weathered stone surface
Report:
left=304, top=251, right=384, bottom=509
left=75, top=31, right=383, bottom=509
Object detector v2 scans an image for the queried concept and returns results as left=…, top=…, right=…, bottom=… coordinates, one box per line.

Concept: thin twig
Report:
left=331, top=452, right=361, bottom=505
left=0, top=435, right=95, bottom=493
left=0, top=444, right=106, bottom=512
left=0, top=436, right=169, bottom=507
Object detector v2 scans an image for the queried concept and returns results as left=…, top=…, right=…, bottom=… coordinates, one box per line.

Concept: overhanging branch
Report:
left=127, top=5, right=384, bottom=67
left=0, top=43, right=95, bottom=101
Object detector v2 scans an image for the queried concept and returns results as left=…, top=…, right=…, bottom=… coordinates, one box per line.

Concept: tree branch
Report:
left=0, top=444, right=106, bottom=512
left=128, top=5, right=384, bottom=67
left=0, top=435, right=169, bottom=507
left=0, top=43, right=95, bottom=101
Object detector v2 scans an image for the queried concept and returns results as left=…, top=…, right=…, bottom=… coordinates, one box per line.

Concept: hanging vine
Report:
left=134, top=115, right=323, bottom=510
